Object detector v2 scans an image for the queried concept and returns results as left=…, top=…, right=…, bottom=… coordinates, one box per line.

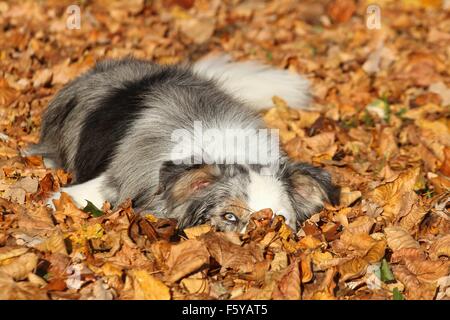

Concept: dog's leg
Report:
left=47, top=175, right=107, bottom=210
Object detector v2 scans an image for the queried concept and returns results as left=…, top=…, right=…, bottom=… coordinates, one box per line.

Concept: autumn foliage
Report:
left=0, top=0, right=449, bottom=300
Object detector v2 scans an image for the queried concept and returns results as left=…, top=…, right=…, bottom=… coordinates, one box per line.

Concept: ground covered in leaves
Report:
left=0, top=0, right=449, bottom=300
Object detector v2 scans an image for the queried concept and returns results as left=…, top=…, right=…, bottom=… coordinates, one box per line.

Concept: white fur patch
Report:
left=193, top=54, right=311, bottom=110
left=247, top=170, right=296, bottom=230
left=46, top=175, right=106, bottom=210
left=43, top=157, right=58, bottom=169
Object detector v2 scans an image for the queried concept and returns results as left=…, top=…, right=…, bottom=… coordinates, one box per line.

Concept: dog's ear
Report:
left=157, top=160, right=219, bottom=205
left=282, top=162, right=340, bottom=221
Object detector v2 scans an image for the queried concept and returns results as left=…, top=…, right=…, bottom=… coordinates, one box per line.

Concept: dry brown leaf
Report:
left=404, top=259, right=450, bottom=283
left=0, top=247, right=29, bottom=262
left=34, top=230, right=68, bottom=255
left=364, top=239, right=386, bottom=264
left=180, top=273, right=210, bottom=295
left=109, top=241, right=155, bottom=270
left=32, top=68, right=53, bottom=88
left=391, top=247, right=426, bottom=263
left=327, top=0, right=356, bottom=23
left=202, top=232, right=263, bottom=274
left=300, top=254, right=314, bottom=283
left=297, top=235, right=324, bottom=250
left=346, top=216, right=375, bottom=235
left=398, top=202, right=428, bottom=232
left=304, top=132, right=337, bottom=158
left=0, top=78, right=19, bottom=106
left=0, top=272, right=48, bottom=300
left=0, top=252, right=38, bottom=280
left=338, top=231, right=378, bottom=256
left=384, top=226, right=421, bottom=251
left=392, top=265, right=437, bottom=300
left=378, top=127, right=399, bottom=159
left=339, top=187, right=362, bottom=208
left=272, top=260, right=301, bottom=300
left=53, top=192, right=90, bottom=224
left=368, top=167, right=421, bottom=222
left=429, top=234, right=450, bottom=260
left=165, top=239, right=210, bottom=283
left=310, top=268, right=337, bottom=300
left=338, top=257, right=369, bottom=282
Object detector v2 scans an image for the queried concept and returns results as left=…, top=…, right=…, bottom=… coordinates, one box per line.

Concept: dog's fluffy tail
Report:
left=192, top=54, right=311, bottom=110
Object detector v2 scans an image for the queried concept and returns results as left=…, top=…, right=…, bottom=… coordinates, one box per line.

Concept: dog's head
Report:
left=156, top=158, right=340, bottom=232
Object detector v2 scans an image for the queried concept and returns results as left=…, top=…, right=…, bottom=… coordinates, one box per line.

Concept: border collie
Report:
left=25, top=54, right=340, bottom=232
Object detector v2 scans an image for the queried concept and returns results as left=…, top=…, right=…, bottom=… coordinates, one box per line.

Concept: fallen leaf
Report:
left=0, top=272, right=48, bottom=300
left=338, top=257, right=368, bottom=282
left=272, top=260, right=301, bottom=300
left=165, top=239, right=210, bottom=283
left=0, top=252, right=38, bottom=280
left=384, top=226, right=421, bottom=251
left=183, top=224, right=213, bottom=239
left=429, top=234, right=450, bottom=260
left=129, top=270, right=171, bottom=300
left=327, top=0, right=356, bottom=23
left=178, top=18, right=215, bottom=44
left=368, top=167, right=421, bottom=222
left=202, top=232, right=263, bottom=274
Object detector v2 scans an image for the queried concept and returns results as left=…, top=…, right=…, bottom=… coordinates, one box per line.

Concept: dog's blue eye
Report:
left=223, top=212, right=238, bottom=222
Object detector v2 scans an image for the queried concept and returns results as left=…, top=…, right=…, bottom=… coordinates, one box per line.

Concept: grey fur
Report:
left=28, top=57, right=340, bottom=231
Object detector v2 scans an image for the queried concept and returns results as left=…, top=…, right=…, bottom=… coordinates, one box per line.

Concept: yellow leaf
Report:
left=311, top=250, right=333, bottom=270
left=130, top=270, right=171, bottom=300
left=311, top=291, right=336, bottom=300
left=183, top=224, right=212, bottom=239
left=100, top=262, right=124, bottom=278
left=180, top=278, right=209, bottom=294
left=0, top=247, right=29, bottom=262
left=300, top=255, right=313, bottom=283
left=278, top=223, right=293, bottom=240
left=297, top=110, right=321, bottom=129
left=297, top=235, right=324, bottom=250
left=69, top=223, right=104, bottom=246
left=282, top=238, right=299, bottom=254
left=365, top=239, right=386, bottom=264
left=144, top=214, right=158, bottom=223
left=338, top=257, right=369, bottom=282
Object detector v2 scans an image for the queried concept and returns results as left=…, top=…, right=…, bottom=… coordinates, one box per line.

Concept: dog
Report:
left=25, top=54, right=340, bottom=232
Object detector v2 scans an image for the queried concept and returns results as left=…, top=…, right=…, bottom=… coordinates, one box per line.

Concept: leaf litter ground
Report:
left=0, top=0, right=449, bottom=300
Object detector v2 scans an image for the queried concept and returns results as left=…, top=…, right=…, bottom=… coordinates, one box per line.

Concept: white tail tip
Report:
left=193, top=54, right=311, bottom=110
